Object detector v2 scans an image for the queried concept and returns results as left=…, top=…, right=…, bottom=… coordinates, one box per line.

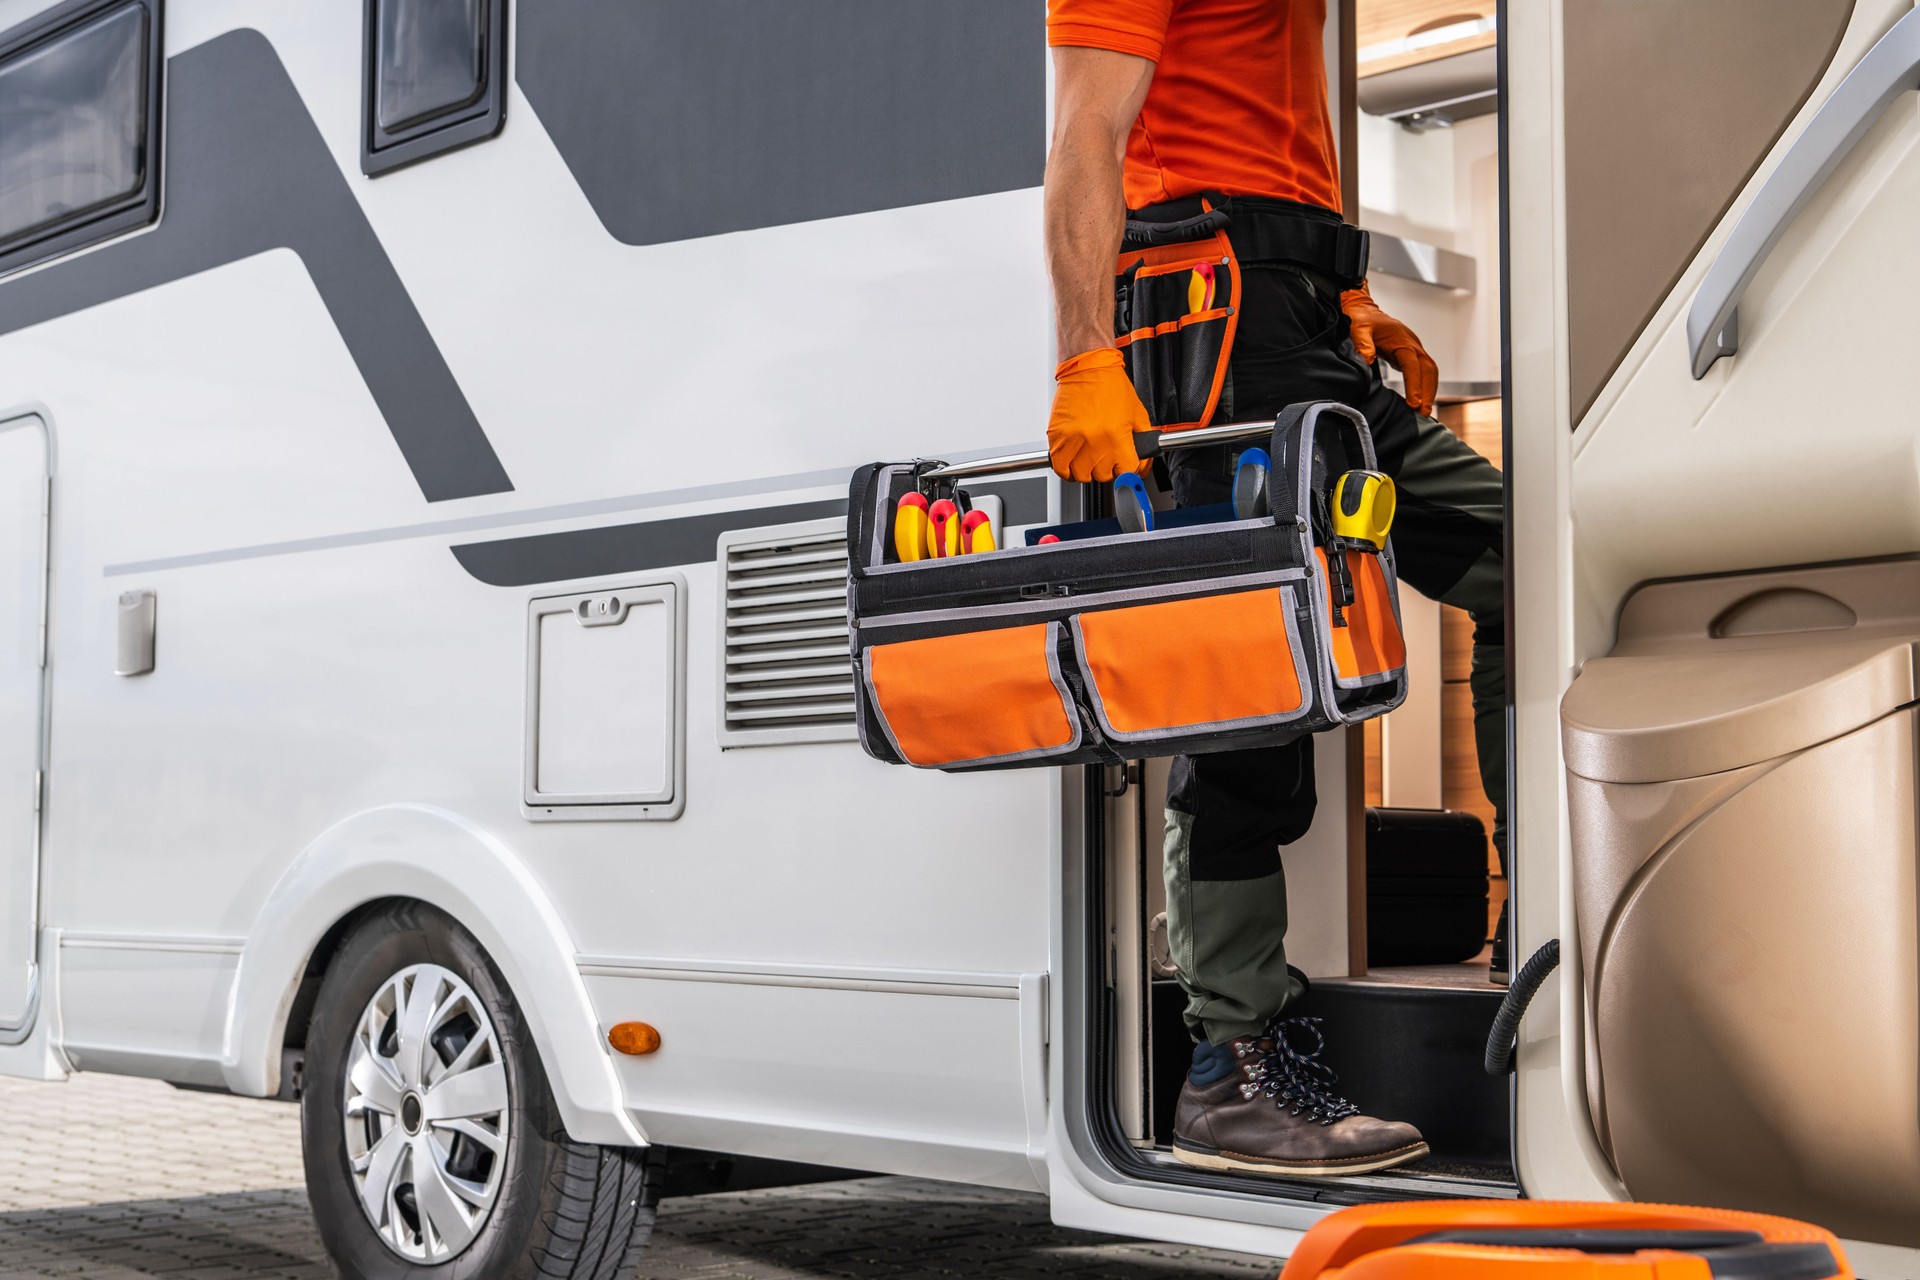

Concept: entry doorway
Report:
left=0, top=414, right=48, bottom=1040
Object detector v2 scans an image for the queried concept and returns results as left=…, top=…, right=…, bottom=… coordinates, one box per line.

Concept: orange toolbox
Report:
left=1279, top=1201, right=1852, bottom=1280
left=847, top=401, right=1409, bottom=772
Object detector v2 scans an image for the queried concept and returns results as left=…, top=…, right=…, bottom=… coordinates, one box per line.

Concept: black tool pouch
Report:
left=1113, top=196, right=1240, bottom=432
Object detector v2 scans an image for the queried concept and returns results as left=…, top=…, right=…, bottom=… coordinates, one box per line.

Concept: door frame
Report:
left=0, top=411, right=51, bottom=1047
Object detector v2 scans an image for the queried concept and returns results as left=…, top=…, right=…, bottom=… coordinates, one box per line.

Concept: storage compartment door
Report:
left=0, top=417, right=46, bottom=1034
left=525, top=582, right=686, bottom=819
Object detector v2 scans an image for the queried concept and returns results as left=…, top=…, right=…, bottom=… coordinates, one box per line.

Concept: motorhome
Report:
left=4, top=0, right=1920, bottom=1276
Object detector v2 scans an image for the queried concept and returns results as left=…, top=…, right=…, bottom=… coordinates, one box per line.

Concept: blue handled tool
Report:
left=1232, top=447, right=1271, bottom=520
left=1113, top=472, right=1155, bottom=534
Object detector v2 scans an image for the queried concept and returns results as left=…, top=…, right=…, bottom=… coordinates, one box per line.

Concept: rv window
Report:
left=361, top=0, right=507, bottom=176
left=0, top=0, right=162, bottom=277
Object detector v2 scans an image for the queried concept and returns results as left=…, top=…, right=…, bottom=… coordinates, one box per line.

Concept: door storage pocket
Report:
left=863, top=622, right=1081, bottom=768
left=1071, top=588, right=1309, bottom=741
left=1317, top=546, right=1406, bottom=686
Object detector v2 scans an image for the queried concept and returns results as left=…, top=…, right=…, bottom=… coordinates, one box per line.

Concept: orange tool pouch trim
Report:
left=1112, top=197, right=1241, bottom=433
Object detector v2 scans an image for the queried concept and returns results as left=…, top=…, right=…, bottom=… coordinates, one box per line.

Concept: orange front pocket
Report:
left=1073, top=590, right=1306, bottom=738
left=1316, top=547, right=1406, bottom=682
left=865, top=624, right=1079, bottom=767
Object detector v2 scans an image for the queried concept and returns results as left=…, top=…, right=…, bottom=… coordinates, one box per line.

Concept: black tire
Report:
left=302, top=901, right=665, bottom=1279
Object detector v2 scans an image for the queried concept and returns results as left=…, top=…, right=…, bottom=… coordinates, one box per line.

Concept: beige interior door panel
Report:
left=1574, top=0, right=1920, bottom=628
left=1563, top=0, right=1856, bottom=422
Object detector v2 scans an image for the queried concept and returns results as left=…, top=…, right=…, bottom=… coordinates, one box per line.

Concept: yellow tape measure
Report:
left=1330, top=470, right=1395, bottom=549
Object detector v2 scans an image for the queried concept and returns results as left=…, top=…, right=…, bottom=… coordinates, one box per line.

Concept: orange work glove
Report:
left=1341, top=280, right=1438, bottom=416
left=1047, top=347, right=1153, bottom=483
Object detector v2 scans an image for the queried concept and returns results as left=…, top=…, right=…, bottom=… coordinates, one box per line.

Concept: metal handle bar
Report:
left=918, top=418, right=1278, bottom=482
left=1688, top=7, right=1920, bottom=378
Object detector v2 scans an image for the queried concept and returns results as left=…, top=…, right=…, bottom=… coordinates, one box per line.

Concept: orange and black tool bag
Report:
left=848, top=401, right=1408, bottom=772
left=1277, top=1201, right=1853, bottom=1280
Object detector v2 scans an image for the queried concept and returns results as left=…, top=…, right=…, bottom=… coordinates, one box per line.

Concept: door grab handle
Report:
left=1689, top=9, right=1920, bottom=379
left=918, top=418, right=1276, bottom=482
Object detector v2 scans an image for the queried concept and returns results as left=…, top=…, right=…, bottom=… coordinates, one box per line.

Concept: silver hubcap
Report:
left=343, top=963, right=509, bottom=1262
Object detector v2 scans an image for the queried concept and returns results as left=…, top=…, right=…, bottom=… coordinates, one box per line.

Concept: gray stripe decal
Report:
left=452, top=500, right=848, bottom=588
left=0, top=29, right=512, bottom=503
left=102, top=467, right=853, bottom=577
left=518, top=0, right=1044, bottom=246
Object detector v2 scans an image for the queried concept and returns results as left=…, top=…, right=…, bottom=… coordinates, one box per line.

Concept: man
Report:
left=1044, top=0, right=1506, bottom=1177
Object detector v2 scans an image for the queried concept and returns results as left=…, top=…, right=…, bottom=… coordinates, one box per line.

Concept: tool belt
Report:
left=1115, top=194, right=1369, bottom=433
left=846, top=401, right=1408, bottom=772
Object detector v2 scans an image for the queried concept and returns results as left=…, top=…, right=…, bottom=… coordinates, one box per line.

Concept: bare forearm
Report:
left=1045, top=125, right=1129, bottom=360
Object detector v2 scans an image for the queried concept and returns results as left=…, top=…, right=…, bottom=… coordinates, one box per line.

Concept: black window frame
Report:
left=360, top=0, right=507, bottom=177
left=0, top=0, right=164, bottom=279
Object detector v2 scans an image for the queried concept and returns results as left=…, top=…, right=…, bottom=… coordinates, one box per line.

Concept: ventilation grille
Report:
left=718, top=519, right=857, bottom=746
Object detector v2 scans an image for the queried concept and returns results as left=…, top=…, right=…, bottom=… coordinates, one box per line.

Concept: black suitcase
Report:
left=1365, top=807, right=1489, bottom=966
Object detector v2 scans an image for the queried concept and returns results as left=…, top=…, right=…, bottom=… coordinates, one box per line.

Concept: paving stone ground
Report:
left=0, top=1074, right=1280, bottom=1279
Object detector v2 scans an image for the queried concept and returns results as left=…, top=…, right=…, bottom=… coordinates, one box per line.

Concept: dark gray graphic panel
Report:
left=0, top=28, right=512, bottom=502
left=517, top=1, right=1044, bottom=246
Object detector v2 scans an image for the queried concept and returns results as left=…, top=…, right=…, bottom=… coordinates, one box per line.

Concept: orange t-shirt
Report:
left=1046, top=0, right=1340, bottom=214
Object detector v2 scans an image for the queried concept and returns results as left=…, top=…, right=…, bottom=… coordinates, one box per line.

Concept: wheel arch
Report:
left=222, top=803, right=643, bottom=1147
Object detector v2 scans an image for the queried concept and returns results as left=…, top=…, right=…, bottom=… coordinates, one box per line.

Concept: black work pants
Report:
left=1161, top=263, right=1506, bottom=1044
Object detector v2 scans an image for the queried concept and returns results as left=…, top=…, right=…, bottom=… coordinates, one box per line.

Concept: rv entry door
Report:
left=1506, top=0, right=1920, bottom=1243
left=0, top=415, right=47, bottom=1040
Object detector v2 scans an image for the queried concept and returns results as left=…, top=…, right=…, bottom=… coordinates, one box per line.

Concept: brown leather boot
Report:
left=1171, top=1018, right=1428, bottom=1177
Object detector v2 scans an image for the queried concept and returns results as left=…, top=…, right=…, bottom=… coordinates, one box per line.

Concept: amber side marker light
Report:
left=608, top=1022, right=661, bottom=1055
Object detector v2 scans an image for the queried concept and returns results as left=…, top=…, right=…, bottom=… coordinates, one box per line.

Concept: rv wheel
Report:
left=301, top=902, right=664, bottom=1279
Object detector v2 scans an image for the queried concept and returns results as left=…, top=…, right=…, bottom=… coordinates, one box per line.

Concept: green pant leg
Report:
left=1163, top=812, right=1303, bottom=1044
left=1161, top=742, right=1315, bottom=1046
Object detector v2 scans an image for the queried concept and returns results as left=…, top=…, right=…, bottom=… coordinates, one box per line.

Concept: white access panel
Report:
left=0, top=417, right=46, bottom=1036
left=524, top=578, right=686, bottom=821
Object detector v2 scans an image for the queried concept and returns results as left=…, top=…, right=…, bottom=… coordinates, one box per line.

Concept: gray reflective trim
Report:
left=859, top=514, right=1276, bottom=578
left=1069, top=585, right=1314, bottom=743
left=0, top=29, right=511, bottom=503
left=860, top=621, right=1082, bottom=769
left=856, top=568, right=1308, bottom=635
left=1285, top=402, right=1377, bottom=538
left=866, top=464, right=919, bottom=570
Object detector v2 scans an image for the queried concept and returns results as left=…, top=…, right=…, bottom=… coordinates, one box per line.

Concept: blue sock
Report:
left=1188, top=1038, right=1237, bottom=1086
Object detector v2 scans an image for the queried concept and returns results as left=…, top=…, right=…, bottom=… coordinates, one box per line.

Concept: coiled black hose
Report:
left=1484, top=938, right=1561, bottom=1076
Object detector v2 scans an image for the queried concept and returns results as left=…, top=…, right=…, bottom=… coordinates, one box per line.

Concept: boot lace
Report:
left=1235, top=1017, right=1361, bottom=1125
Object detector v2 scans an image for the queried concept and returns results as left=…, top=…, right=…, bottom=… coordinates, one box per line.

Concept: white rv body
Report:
left=9, top=0, right=1920, bottom=1273
left=0, top=0, right=1348, bottom=1257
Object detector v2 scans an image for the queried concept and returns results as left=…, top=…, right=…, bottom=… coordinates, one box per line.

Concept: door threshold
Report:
left=1130, top=1146, right=1518, bottom=1200
left=1324, top=956, right=1502, bottom=992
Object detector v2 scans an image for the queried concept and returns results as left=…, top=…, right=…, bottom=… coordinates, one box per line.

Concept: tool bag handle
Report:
left=918, top=419, right=1273, bottom=482
left=1268, top=401, right=1374, bottom=532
